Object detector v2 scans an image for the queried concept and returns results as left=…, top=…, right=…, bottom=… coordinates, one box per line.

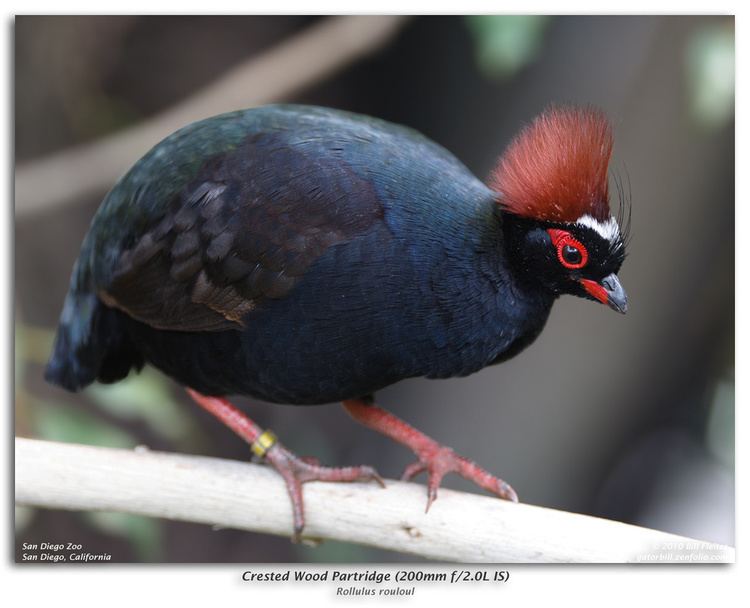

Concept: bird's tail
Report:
left=45, top=289, right=142, bottom=392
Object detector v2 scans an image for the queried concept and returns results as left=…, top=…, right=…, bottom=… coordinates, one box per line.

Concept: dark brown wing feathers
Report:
left=101, top=134, right=382, bottom=332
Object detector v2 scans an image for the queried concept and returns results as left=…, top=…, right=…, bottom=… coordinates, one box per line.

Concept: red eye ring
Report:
left=546, top=229, right=589, bottom=269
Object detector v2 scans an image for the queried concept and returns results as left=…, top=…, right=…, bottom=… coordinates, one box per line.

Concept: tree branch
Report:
left=14, top=438, right=734, bottom=562
left=15, top=15, right=409, bottom=218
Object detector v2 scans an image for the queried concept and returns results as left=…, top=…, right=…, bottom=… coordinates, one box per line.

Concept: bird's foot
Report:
left=400, top=442, right=518, bottom=512
left=263, top=442, right=384, bottom=542
left=343, top=399, right=518, bottom=512
left=186, top=389, right=383, bottom=542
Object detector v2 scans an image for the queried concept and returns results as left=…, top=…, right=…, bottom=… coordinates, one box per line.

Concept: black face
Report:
left=503, top=216, right=628, bottom=313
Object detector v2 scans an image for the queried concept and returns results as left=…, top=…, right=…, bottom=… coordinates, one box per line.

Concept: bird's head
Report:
left=491, top=105, right=629, bottom=314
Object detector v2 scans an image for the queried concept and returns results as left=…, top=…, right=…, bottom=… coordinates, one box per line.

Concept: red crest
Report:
left=490, top=106, right=613, bottom=222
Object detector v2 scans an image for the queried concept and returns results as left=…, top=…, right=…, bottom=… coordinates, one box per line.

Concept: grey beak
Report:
left=602, top=273, right=628, bottom=314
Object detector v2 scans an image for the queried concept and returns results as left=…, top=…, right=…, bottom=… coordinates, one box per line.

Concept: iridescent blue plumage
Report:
left=46, top=105, right=555, bottom=402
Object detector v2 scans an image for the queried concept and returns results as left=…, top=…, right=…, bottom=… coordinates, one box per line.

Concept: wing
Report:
left=99, top=130, right=384, bottom=331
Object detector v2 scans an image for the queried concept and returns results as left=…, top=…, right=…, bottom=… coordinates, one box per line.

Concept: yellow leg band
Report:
left=251, top=429, right=278, bottom=458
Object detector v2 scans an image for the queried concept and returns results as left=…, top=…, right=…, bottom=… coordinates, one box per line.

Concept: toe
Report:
left=401, top=461, right=427, bottom=481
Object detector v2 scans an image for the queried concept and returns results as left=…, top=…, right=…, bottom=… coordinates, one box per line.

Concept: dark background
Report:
left=15, top=15, right=734, bottom=562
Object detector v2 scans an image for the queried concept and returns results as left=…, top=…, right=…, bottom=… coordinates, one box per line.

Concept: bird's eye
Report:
left=546, top=229, right=589, bottom=269
left=562, top=244, right=582, bottom=265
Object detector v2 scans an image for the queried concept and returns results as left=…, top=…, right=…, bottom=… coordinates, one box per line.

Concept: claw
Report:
left=425, top=476, right=440, bottom=513
left=401, top=445, right=519, bottom=512
left=499, top=480, right=519, bottom=503
left=265, top=443, right=384, bottom=538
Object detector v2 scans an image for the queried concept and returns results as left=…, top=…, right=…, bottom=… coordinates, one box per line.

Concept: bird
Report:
left=45, top=104, right=628, bottom=540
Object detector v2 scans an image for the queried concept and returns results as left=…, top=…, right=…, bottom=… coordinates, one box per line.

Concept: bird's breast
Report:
left=127, top=213, right=551, bottom=404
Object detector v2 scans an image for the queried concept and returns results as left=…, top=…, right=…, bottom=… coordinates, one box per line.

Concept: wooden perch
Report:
left=15, top=438, right=734, bottom=562
left=15, top=15, right=409, bottom=218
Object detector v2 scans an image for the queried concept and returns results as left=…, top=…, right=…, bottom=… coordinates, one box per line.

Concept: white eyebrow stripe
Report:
left=576, top=214, right=620, bottom=242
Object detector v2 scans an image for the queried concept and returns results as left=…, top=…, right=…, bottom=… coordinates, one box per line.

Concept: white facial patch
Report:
left=576, top=214, right=620, bottom=243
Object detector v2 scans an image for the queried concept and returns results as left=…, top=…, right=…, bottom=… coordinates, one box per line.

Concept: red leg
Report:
left=187, top=389, right=384, bottom=540
left=343, top=398, right=518, bottom=512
